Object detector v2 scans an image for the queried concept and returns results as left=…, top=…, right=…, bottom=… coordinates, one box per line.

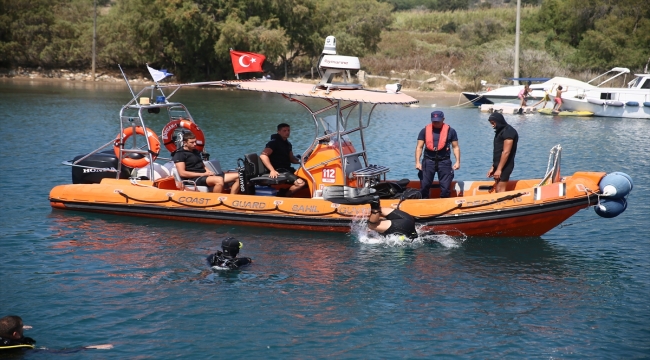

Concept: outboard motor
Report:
left=71, top=150, right=133, bottom=184
left=236, top=157, right=256, bottom=195
left=595, top=172, right=633, bottom=218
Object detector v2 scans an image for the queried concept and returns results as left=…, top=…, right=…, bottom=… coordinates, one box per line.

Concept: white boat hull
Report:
left=558, top=98, right=650, bottom=119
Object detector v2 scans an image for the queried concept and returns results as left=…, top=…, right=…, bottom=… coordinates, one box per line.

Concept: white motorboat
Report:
left=550, top=73, right=650, bottom=119
left=462, top=68, right=631, bottom=107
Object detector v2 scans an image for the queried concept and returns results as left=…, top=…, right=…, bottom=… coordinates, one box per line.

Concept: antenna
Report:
left=118, top=64, right=136, bottom=100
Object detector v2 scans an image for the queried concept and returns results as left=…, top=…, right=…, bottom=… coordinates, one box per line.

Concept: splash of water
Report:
left=350, top=217, right=465, bottom=248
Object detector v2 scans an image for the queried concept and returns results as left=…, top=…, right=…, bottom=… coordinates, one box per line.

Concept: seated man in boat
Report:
left=173, top=132, right=239, bottom=194
left=207, top=237, right=252, bottom=270
left=260, top=123, right=306, bottom=197
left=368, top=197, right=418, bottom=240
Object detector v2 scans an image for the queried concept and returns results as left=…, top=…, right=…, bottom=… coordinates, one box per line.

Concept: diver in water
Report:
left=207, top=237, right=253, bottom=270
left=1, top=316, right=35, bottom=351
left=1, top=315, right=112, bottom=353
left=367, top=196, right=418, bottom=240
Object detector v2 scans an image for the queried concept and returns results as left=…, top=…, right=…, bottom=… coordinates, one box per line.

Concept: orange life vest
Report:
left=425, top=123, right=450, bottom=152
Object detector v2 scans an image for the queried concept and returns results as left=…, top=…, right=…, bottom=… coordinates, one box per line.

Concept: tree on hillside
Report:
left=525, top=0, right=650, bottom=70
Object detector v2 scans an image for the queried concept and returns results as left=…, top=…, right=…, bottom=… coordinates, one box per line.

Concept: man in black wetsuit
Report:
left=207, top=237, right=253, bottom=270
left=0, top=315, right=112, bottom=353
left=367, top=197, right=418, bottom=240
left=0, top=316, right=35, bottom=351
left=260, top=123, right=306, bottom=197
left=486, top=113, right=518, bottom=193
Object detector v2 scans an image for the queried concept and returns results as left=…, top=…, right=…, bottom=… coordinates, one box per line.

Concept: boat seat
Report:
left=170, top=167, right=213, bottom=193
left=242, top=153, right=290, bottom=186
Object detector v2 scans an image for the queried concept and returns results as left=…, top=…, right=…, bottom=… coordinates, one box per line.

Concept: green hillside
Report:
left=1, top=0, right=648, bottom=89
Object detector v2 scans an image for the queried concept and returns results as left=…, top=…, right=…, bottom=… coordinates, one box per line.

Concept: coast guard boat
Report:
left=49, top=38, right=633, bottom=237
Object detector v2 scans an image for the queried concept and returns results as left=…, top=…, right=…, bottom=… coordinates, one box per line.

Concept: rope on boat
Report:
left=453, top=93, right=486, bottom=107
left=414, top=193, right=524, bottom=220
left=116, top=191, right=359, bottom=217
left=557, top=217, right=599, bottom=229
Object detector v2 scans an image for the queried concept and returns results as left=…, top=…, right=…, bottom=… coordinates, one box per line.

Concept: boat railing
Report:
left=538, top=145, right=562, bottom=187
left=351, top=165, right=390, bottom=188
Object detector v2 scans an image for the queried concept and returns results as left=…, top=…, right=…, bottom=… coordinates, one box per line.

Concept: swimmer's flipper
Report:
left=322, top=186, right=376, bottom=205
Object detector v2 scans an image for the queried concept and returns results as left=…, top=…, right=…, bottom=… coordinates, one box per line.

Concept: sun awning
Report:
left=224, top=79, right=419, bottom=105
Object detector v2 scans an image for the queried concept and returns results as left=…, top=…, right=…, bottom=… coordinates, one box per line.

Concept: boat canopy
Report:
left=224, top=79, right=418, bottom=105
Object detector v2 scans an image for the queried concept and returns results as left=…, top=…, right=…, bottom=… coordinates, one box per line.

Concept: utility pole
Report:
left=92, top=0, right=97, bottom=80
left=513, top=0, right=521, bottom=85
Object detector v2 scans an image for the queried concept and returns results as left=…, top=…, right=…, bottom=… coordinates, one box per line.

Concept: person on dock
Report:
left=486, top=113, right=518, bottom=193
left=415, top=110, right=460, bottom=198
left=260, top=123, right=306, bottom=197
left=518, top=81, right=535, bottom=108
left=1, top=315, right=112, bottom=352
left=207, top=237, right=253, bottom=270
left=553, top=85, right=566, bottom=112
left=173, top=132, right=239, bottom=194
left=367, top=197, right=418, bottom=241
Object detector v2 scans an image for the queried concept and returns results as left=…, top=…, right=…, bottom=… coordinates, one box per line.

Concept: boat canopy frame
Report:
left=63, top=81, right=224, bottom=178
left=278, top=92, right=381, bottom=195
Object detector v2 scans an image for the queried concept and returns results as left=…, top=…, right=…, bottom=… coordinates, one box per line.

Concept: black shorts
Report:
left=498, top=164, right=514, bottom=182
left=189, top=174, right=223, bottom=187
left=384, top=209, right=417, bottom=239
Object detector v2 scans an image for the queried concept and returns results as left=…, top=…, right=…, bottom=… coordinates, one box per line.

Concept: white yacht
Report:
left=462, top=68, right=631, bottom=107
left=550, top=73, right=650, bottom=119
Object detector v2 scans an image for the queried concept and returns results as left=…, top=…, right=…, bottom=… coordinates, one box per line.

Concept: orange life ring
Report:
left=161, top=119, right=205, bottom=153
left=113, top=126, right=161, bottom=168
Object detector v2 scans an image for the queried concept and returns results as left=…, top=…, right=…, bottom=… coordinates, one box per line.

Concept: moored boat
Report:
left=549, top=73, right=650, bottom=119
left=49, top=38, right=633, bottom=237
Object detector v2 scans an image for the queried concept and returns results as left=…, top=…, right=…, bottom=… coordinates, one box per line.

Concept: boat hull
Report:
left=558, top=97, right=650, bottom=119
left=49, top=173, right=604, bottom=237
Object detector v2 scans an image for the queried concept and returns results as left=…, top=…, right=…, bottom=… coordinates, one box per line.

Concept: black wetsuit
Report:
left=207, top=251, right=252, bottom=270
left=0, top=336, right=36, bottom=351
left=383, top=209, right=418, bottom=239
left=490, top=114, right=518, bottom=181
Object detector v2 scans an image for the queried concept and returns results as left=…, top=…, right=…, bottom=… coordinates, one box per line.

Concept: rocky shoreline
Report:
left=0, top=67, right=152, bottom=83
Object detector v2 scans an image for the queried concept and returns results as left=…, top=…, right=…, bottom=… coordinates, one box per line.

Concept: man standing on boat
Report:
left=173, top=132, right=239, bottom=194
left=260, top=123, right=306, bottom=197
left=415, top=111, right=461, bottom=198
left=487, top=112, right=518, bottom=193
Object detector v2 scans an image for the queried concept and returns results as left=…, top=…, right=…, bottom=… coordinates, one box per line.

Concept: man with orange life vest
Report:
left=173, top=132, right=239, bottom=194
left=415, top=111, right=460, bottom=198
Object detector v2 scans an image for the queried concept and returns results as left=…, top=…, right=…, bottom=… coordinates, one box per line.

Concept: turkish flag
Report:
left=230, top=50, right=266, bottom=74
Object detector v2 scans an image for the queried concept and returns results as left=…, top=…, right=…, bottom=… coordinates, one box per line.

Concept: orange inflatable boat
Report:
left=49, top=62, right=632, bottom=237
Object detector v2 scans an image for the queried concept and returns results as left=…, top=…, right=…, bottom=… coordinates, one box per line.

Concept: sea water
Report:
left=0, top=79, right=648, bottom=358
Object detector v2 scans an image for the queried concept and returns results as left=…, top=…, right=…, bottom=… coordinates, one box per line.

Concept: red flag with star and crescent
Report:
left=230, top=50, right=266, bottom=75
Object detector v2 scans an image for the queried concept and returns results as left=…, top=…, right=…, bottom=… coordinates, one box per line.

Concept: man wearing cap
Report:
left=487, top=112, right=518, bottom=193
left=415, top=111, right=460, bottom=198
